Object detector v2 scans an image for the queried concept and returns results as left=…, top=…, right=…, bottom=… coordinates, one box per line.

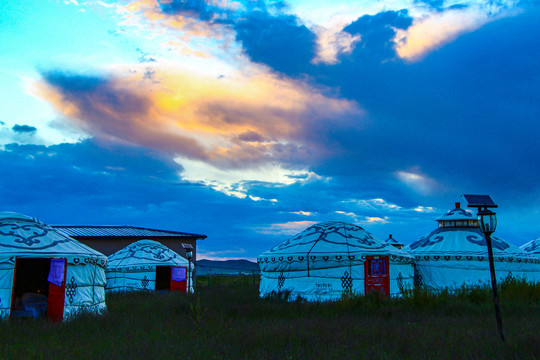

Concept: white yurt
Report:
left=520, top=238, right=540, bottom=257
left=0, top=212, right=107, bottom=321
left=258, top=221, right=415, bottom=301
left=106, top=240, right=191, bottom=293
left=403, top=203, right=540, bottom=290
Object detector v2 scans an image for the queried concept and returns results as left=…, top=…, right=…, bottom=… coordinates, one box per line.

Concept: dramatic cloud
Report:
left=36, top=64, right=363, bottom=197
left=37, top=70, right=362, bottom=168
left=309, top=8, right=540, bottom=205
left=4, top=0, right=540, bottom=261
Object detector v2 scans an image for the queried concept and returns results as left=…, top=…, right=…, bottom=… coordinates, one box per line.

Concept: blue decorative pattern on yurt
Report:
left=0, top=222, right=71, bottom=250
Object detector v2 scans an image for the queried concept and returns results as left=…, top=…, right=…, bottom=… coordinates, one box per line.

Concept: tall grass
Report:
left=0, top=278, right=538, bottom=359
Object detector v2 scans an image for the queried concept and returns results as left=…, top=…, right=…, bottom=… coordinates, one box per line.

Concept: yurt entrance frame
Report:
left=155, top=266, right=188, bottom=292
left=10, top=257, right=67, bottom=322
left=364, top=256, right=390, bottom=296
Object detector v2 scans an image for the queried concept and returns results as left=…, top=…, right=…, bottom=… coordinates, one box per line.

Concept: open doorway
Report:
left=11, top=258, right=51, bottom=319
left=11, top=258, right=67, bottom=321
left=155, top=266, right=171, bottom=291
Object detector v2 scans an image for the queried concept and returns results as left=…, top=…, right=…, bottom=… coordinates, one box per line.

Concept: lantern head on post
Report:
left=477, top=208, right=497, bottom=235
left=182, top=243, right=193, bottom=260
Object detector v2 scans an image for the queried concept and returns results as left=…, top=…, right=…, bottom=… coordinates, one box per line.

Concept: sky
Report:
left=1, top=0, right=539, bottom=261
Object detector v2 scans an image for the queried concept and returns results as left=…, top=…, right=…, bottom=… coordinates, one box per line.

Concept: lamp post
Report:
left=182, top=243, right=194, bottom=293
left=464, top=194, right=504, bottom=342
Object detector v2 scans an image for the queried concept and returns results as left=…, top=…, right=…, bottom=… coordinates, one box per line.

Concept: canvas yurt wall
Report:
left=106, top=240, right=192, bottom=293
left=403, top=203, right=540, bottom=290
left=258, top=221, right=415, bottom=301
left=0, top=212, right=107, bottom=321
left=520, top=238, right=540, bottom=257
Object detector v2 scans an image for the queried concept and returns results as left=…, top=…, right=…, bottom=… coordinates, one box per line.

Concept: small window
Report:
left=369, top=259, right=387, bottom=276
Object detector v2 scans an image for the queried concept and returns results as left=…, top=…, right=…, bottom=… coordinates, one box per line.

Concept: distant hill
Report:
left=196, top=259, right=260, bottom=276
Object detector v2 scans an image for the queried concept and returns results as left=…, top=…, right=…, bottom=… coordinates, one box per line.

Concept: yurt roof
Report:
left=404, top=227, right=528, bottom=257
left=0, top=212, right=107, bottom=262
left=435, top=204, right=475, bottom=221
left=107, top=240, right=188, bottom=269
left=259, top=221, right=413, bottom=258
left=385, top=235, right=404, bottom=246
left=520, top=238, right=540, bottom=257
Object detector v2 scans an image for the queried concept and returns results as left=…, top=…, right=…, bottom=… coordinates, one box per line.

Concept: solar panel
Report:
left=463, top=194, right=498, bottom=208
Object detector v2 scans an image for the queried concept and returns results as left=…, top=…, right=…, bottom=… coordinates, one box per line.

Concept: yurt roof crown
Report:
left=436, top=202, right=479, bottom=228
left=386, top=234, right=404, bottom=249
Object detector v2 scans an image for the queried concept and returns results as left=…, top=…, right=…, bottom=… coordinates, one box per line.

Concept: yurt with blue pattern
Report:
left=403, top=203, right=540, bottom=290
left=106, top=240, right=191, bottom=293
left=258, top=221, right=415, bottom=301
left=0, top=212, right=107, bottom=321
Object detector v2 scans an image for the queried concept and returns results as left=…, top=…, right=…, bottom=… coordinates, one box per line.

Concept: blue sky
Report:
left=1, top=0, right=539, bottom=260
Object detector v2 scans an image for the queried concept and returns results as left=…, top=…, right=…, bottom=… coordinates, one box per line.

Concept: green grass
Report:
left=0, top=278, right=538, bottom=359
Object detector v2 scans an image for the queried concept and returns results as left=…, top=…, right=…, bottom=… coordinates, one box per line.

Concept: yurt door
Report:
left=47, top=259, right=67, bottom=322
left=365, top=256, right=390, bottom=296
left=171, top=266, right=187, bottom=293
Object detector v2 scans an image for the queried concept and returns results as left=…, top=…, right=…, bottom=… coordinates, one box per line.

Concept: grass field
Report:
left=1, top=276, right=538, bottom=360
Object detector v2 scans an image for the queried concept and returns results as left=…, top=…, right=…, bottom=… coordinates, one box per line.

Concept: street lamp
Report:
left=182, top=243, right=194, bottom=293
left=464, top=194, right=504, bottom=342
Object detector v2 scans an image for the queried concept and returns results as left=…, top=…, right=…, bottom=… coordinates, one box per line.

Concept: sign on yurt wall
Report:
left=258, top=221, right=415, bottom=301
left=0, top=212, right=107, bottom=321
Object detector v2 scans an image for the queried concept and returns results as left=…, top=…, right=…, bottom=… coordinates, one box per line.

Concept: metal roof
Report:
left=51, top=225, right=206, bottom=239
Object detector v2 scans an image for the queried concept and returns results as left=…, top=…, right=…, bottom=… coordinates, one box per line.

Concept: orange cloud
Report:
left=114, top=0, right=237, bottom=55
left=394, top=8, right=492, bottom=61
left=35, top=65, right=363, bottom=170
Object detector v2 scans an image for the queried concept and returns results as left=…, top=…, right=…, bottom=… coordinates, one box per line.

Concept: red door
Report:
left=47, top=259, right=67, bottom=322
left=365, top=256, right=390, bottom=296
left=170, top=266, right=187, bottom=293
